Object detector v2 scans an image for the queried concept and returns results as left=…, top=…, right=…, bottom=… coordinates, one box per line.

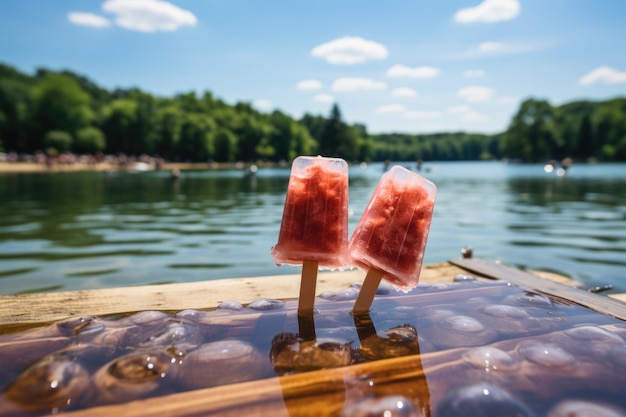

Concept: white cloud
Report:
left=376, top=104, right=407, bottom=114
left=331, top=77, right=386, bottom=92
left=253, top=99, right=272, bottom=110
left=102, top=0, right=197, bottom=32
left=447, top=105, right=487, bottom=122
left=377, top=105, right=441, bottom=119
left=68, top=12, right=111, bottom=28
left=458, top=86, right=496, bottom=102
left=391, top=87, right=418, bottom=98
left=448, top=105, right=472, bottom=114
left=497, top=96, right=519, bottom=104
left=474, top=41, right=506, bottom=56
left=463, top=69, right=485, bottom=78
left=463, top=111, right=488, bottom=122
left=311, top=36, right=388, bottom=65
left=297, top=79, right=322, bottom=90
left=313, top=94, right=335, bottom=104
left=454, top=0, right=520, bottom=23
left=579, top=66, right=626, bottom=85
left=386, top=64, right=440, bottom=79
left=466, top=40, right=546, bottom=57
left=404, top=111, right=442, bottom=120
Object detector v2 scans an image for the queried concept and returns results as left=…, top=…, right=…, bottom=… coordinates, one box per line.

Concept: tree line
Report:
left=371, top=97, right=626, bottom=162
left=0, top=63, right=365, bottom=163
left=1, top=62, right=625, bottom=163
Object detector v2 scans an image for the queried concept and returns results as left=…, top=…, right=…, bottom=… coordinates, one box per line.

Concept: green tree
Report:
left=43, top=130, right=73, bottom=153
left=233, top=114, right=272, bottom=162
left=576, top=114, right=594, bottom=158
left=501, top=99, right=562, bottom=161
left=299, top=113, right=326, bottom=142
left=101, top=99, right=138, bottom=155
left=31, top=74, right=93, bottom=150
left=594, top=103, right=626, bottom=160
left=74, top=126, right=106, bottom=153
left=268, top=111, right=295, bottom=161
left=154, top=103, right=182, bottom=159
left=130, top=90, right=159, bottom=155
left=213, top=127, right=238, bottom=162
left=0, top=78, right=31, bottom=151
left=177, top=113, right=215, bottom=161
left=317, top=104, right=360, bottom=160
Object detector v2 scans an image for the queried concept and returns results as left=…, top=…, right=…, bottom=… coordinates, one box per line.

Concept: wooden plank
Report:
left=0, top=270, right=358, bottom=327
left=610, top=293, right=626, bottom=302
left=449, top=258, right=626, bottom=321
left=60, top=348, right=432, bottom=417
left=0, top=263, right=471, bottom=326
left=2, top=260, right=621, bottom=417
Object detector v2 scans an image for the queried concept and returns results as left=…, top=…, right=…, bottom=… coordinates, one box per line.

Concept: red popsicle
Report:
left=349, top=165, right=436, bottom=313
left=272, top=156, right=350, bottom=314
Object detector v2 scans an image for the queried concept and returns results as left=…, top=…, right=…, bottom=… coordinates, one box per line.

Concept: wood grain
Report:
left=450, top=258, right=626, bottom=320
left=0, top=262, right=470, bottom=326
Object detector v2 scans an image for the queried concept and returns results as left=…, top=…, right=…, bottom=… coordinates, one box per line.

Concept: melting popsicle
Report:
left=349, top=165, right=436, bottom=313
left=271, top=156, right=350, bottom=314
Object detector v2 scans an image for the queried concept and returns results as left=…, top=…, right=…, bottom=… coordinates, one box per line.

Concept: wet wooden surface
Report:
left=2, top=260, right=624, bottom=326
left=0, top=262, right=468, bottom=326
left=0, top=259, right=624, bottom=417
left=60, top=351, right=431, bottom=417
left=450, top=258, right=626, bottom=321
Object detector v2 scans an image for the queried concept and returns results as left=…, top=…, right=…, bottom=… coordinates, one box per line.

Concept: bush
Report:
left=75, top=126, right=106, bottom=153
left=43, top=130, right=72, bottom=153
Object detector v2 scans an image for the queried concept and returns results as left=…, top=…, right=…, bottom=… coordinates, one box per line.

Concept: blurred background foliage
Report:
left=1, top=62, right=625, bottom=162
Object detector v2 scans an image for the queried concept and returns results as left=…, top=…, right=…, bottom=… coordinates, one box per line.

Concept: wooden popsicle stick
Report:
left=297, top=311, right=317, bottom=341
left=353, top=311, right=377, bottom=341
left=352, top=267, right=385, bottom=314
left=298, top=259, right=319, bottom=315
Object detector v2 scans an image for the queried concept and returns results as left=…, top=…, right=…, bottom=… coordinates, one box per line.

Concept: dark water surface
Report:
left=1, top=161, right=625, bottom=294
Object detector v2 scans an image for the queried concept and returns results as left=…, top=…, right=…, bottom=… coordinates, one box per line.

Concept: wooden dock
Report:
left=2, top=262, right=470, bottom=326
left=1, top=259, right=625, bottom=326
left=1, top=260, right=625, bottom=417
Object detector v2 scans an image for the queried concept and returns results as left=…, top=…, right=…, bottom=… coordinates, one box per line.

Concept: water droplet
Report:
left=454, top=274, right=476, bottom=282
left=563, top=326, right=624, bottom=344
left=481, top=304, right=530, bottom=320
left=445, top=316, right=486, bottom=333
left=518, top=342, right=575, bottom=369
left=217, top=300, right=244, bottom=310
left=464, top=347, right=519, bottom=372
left=547, top=399, right=625, bottom=417
left=248, top=298, right=285, bottom=311
left=342, top=395, right=419, bottom=417
left=437, top=384, right=536, bottom=417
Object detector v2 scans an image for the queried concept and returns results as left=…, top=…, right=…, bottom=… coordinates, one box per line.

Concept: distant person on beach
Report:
left=561, top=157, right=573, bottom=172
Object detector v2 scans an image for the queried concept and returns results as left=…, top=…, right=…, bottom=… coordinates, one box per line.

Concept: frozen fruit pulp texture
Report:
left=272, top=156, right=350, bottom=268
left=349, top=165, right=436, bottom=290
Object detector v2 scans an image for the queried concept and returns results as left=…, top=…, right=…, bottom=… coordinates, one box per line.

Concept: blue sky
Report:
left=2, top=0, right=626, bottom=134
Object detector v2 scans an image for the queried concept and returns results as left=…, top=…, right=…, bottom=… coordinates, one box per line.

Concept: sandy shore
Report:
left=0, top=161, right=272, bottom=174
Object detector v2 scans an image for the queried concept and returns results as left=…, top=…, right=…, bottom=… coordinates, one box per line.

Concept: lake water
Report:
left=1, top=161, right=625, bottom=295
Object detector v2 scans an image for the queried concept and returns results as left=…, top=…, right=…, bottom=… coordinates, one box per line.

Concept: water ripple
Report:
left=1, top=162, right=625, bottom=293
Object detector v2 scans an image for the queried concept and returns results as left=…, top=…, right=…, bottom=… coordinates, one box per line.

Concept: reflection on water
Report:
left=0, top=280, right=625, bottom=416
left=0, top=162, right=625, bottom=294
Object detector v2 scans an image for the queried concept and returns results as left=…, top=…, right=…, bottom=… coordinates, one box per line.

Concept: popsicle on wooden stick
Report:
left=271, top=156, right=350, bottom=315
left=349, top=165, right=436, bottom=314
